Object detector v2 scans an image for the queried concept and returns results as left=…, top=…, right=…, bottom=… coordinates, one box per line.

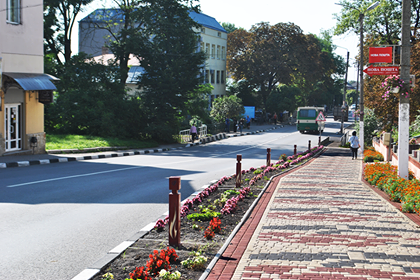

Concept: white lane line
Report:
left=7, top=166, right=141, bottom=188
left=7, top=133, right=296, bottom=188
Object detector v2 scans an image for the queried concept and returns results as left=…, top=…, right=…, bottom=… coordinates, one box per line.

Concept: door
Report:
left=5, top=104, right=22, bottom=152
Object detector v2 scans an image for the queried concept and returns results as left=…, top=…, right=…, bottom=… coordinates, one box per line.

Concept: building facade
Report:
left=79, top=10, right=227, bottom=103
left=0, top=0, right=57, bottom=156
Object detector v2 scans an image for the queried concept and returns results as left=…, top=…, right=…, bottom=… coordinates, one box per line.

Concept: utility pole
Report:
left=341, top=51, right=349, bottom=134
left=398, top=0, right=411, bottom=179
left=358, top=12, right=365, bottom=159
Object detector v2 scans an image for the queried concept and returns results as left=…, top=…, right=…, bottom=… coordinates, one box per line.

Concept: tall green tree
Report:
left=221, top=22, right=240, bottom=34
left=134, top=0, right=206, bottom=142
left=44, top=0, right=93, bottom=64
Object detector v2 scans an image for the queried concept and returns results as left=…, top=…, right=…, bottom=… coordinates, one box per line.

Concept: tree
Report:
left=44, top=0, right=93, bottom=64
left=226, top=80, right=259, bottom=107
left=266, top=85, right=302, bottom=115
left=89, top=1, right=146, bottom=89
left=45, top=54, right=145, bottom=138
left=227, top=22, right=341, bottom=112
left=221, top=22, right=240, bottom=34
left=134, top=0, right=207, bottom=142
left=210, top=95, right=245, bottom=123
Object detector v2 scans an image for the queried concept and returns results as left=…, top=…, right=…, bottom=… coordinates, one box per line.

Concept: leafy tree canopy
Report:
left=210, top=95, right=245, bottom=123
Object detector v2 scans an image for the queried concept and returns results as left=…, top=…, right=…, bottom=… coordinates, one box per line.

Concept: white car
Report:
left=350, top=104, right=356, bottom=110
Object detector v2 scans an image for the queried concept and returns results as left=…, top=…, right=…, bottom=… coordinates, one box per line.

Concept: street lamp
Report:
left=358, top=1, right=380, bottom=159
left=336, top=46, right=349, bottom=134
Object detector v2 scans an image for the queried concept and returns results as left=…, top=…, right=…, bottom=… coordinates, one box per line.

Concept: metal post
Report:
left=266, top=148, right=271, bottom=166
left=398, top=0, right=411, bottom=179
left=341, top=51, right=350, bottom=134
left=169, top=177, right=181, bottom=247
left=318, top=136, right=321, bottom=146
left=236, top=154, right=242, bottom=188
left=294, top=145, right=297, bottom=155
left=358, top=12, right=365, bottom=159
left=308, top=140, right=311, bottom=151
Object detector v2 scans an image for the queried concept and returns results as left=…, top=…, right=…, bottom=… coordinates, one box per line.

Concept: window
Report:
left=222, top=46, right=226, bottom=60
left=205, top=70, right=210, bottom=83
left=221, top=71, right=225, bottom=84
left=299, top=109, right=316, bottom=118
left=201, top=27, right=205, bottom=33
left=216, top=71, right=220, bottom=84
left=7, top=0, right=20, bottom=24
left=218, top=32, right=221, bottom=37
left=200, top=42, right=204, bottom=52
left=210, top=70, right=215, bottom=84
left=211, top=44, right=215, bottom=59
left=217, top=46, right=221, bottom=59
left=205, top=43, right=210, bottom=56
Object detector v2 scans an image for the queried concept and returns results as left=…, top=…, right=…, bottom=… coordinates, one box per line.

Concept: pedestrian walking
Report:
left=348, top=131, right=360, bottom=160
left=239, top=118, right=244, bottom=134
left=190, top=124, right=197, bottom=143
left=273, top=112, right=277, bottom=125
left=246, top=115, right=251, bottom=129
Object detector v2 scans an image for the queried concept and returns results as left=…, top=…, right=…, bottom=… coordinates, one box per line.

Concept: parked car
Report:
left=350, top=104, right=356, bottom=110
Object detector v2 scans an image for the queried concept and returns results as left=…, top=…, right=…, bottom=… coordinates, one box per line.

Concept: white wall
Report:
left=0, top=0, right=44, bottom=73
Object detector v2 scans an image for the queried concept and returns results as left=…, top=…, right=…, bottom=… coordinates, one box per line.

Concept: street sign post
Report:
left=363, top=66, right=399, bottom=77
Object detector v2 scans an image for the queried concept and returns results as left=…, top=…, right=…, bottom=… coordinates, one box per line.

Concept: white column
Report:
left=398, top=103, right=410, bottom=179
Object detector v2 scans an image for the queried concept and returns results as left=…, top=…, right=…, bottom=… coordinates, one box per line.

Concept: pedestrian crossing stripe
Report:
left=316, top=111, right=326, bottom=121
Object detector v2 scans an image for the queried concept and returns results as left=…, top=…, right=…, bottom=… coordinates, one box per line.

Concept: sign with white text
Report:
left=369, top=47, right=393, bottom=64
left=363, top=66, right=399, bottom=77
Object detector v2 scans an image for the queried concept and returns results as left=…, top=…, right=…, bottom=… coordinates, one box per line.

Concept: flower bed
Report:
left=364, top=162, right=420, bottom=214
left=93, top=145, right=324, bottom=280
left=363, top=147, right=384, bottom=162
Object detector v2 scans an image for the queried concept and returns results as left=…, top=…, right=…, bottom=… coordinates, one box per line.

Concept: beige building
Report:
left=0, top=0, right=57, bottom=156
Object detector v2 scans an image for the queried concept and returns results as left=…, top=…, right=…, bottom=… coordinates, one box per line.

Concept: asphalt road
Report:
left=0, top=118, right=345, bottom=279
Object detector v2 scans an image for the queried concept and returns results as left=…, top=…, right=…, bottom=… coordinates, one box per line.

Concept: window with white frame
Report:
left=210, top=70, right=215, bottom=84
left=216, top=71, right=220, bottom=84
left=217, top=45, right=221, bottom=59
left=222, top=46, right=226, bottom=60
left=205, top=43, right=210, bottom=56
left=6, top=0, right=20, bottom=24
left=211, top=44, right=215, bottom=59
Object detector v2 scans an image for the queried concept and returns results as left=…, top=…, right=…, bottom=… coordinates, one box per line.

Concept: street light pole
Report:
left=398, top=0, right=411, bottom=179
left=358, top=12, right=365, bottom=159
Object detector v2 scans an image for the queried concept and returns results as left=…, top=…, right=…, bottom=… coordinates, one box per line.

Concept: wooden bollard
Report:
left=169, top=176, right=181, bottom=247
left=266, top=148, right=271, bottom=166
left=308, top=140, right=311, bottom=151
left=294, top=145, right=297, bottom=155
left=236, top=154, right=242, bottom=188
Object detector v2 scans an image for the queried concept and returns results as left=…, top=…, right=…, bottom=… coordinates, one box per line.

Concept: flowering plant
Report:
left=129, top=266, right=151, bottom=280
left=381, top=75, right=411, bottom=100
left=158, top=269, right=181, bottom=280
left=146, top=248, right=178, bottom=276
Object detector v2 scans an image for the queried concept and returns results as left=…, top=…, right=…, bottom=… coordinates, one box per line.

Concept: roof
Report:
left=91, top=54, right=141, bottom=66
left=3, top=73, right=59, bottom=91
left=80, top=9, right=226, bottom=33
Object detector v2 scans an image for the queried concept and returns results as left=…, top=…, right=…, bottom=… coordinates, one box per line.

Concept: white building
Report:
left=79, top=9, right=227, bottom=103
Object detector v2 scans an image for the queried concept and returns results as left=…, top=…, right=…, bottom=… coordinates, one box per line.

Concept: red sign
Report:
left=369, top=47, right=393, bottom=63
left=363, top=66, right=399, bottom=77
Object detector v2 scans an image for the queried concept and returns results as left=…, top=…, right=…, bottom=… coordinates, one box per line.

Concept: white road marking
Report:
left=6, top=132, right=296, bottom=188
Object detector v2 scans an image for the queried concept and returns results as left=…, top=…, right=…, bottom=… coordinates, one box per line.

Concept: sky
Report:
left=75, top=0, right=360, bottom=81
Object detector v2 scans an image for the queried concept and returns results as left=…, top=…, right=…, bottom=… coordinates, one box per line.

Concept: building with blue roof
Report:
left=79, top=8, right=227, bottom=101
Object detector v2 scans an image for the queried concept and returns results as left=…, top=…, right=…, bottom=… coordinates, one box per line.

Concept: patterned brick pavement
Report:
left=209, top=148, right=420, bottom=280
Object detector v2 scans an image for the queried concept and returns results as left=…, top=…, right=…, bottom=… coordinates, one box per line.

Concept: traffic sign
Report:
left=316, top=111, right=326, bottom=122
left=363, top=66, right=399, bottom=77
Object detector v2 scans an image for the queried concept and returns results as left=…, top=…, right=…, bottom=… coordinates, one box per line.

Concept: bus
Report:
left=296, top=106, right=325, bottom=133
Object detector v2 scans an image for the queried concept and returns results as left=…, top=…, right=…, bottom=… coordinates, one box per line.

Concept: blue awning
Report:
left=4, top=72, right=59, bottom=91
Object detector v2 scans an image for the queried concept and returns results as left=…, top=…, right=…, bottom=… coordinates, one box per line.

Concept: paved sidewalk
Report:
left=208, top=148, right=420, bottom=280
